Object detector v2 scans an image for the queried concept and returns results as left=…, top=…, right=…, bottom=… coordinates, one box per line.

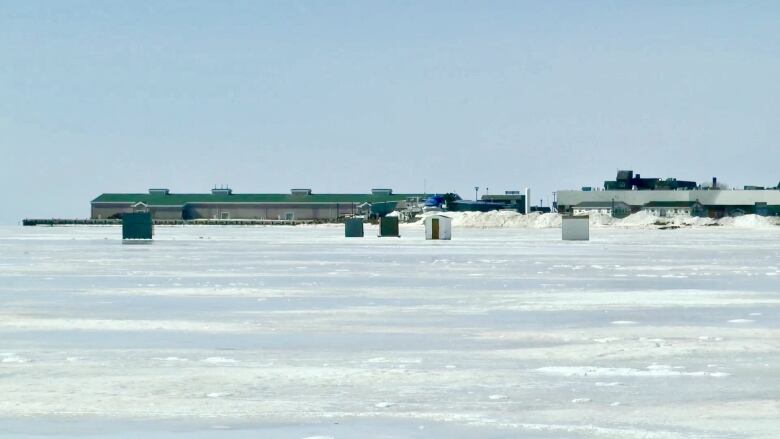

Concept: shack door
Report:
left=432, top=218, right=440, bottom=240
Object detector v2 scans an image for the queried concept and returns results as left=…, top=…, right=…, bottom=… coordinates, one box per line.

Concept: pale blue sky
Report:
left=2, top=1, right=779, bottom=223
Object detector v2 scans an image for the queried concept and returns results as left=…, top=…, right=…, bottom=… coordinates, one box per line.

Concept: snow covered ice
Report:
left=1, top=222, right=779, bottom=438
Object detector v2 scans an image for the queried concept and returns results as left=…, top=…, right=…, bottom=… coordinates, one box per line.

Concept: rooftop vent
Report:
left=291, top=188, right=312, bottom=196
left=371, top=188, right=393, bottom=195
left=148, top=188, right=169, bottom=196
left=212, top=186, right=232, bottom=196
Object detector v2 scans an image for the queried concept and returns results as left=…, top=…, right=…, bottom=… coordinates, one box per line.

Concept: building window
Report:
left=220, top=212, right=230, bottom=220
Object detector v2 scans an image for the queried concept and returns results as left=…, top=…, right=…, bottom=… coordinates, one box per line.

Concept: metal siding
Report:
left=184, top=203, right=356, bottom=220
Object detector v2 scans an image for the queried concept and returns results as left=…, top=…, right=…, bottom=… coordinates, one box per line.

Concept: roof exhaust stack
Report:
left=212, top=187, right=232, bottom=195
left=524, top=187, right=531, bottom=214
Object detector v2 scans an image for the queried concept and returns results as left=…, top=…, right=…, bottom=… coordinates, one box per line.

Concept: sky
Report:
left=2, top=1, right=779, bottom=223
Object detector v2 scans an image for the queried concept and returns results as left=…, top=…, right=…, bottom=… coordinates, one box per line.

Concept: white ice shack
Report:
left=562, top=215, right=589, bottom=241
left=425, top=215, right=452, bottom=240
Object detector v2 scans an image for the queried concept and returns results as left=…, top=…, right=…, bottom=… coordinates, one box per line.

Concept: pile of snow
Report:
left=406, top=211, right=779, bottom=229
left=612, top=211, right=660, bottom=228
left=608, top=212, right=778, bottom=228
left=535, top=213, right=563, bottom=228
left=675, top=216, right=718, bottom=227
left=717, top=214, right=779, bottom=228
left=415, top=211, right=561, bottom=229
left=587, top=212, right=615, bottom=226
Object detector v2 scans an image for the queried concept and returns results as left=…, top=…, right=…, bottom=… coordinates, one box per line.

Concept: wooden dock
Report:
left=22, top=218, right=318, bottom=227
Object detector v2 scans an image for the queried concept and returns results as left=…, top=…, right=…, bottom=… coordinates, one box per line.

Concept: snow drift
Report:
left=415, top=211, right=561, bottom=229
left=410, top=211, right=779, bottom=229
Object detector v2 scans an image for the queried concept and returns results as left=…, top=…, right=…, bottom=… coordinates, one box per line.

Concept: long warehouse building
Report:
left=558, top=170, right=780, bottom=218
left=91, top=188, right=423, bottom=221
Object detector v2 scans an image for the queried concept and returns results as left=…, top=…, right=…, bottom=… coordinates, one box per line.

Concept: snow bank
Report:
left=415, top=211, right=561, bottom=229
left=615, top=212, right=778, bottom=228
left=717, top=214, right=779, bottom=228
left=407, top=211, right=778, bottom=229
left=614, top=211, right=659, bottom=228
left=676, top=216, right=718, bottom=227
left=587, top=212, right=615, bottom=226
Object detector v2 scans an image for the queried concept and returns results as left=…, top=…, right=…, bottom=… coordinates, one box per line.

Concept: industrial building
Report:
left=480, top=191, right=526, bottom=211
left=423, top=191, right=531, bottom=213
left=91, top=188, right=423, bottom=221
left=571, top=201, right=631, bottom=218
left=558, top=170, right=780, bottom=218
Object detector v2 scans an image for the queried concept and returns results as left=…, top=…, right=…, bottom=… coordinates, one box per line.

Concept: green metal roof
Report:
left=92, top=193, right=424, bottom=206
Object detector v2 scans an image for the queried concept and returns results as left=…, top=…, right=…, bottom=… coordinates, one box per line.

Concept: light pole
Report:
left=474, top=186, right=479, bottom=201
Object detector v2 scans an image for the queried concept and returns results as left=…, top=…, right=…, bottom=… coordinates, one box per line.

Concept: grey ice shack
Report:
left=562, top=215, right=589, bottom=241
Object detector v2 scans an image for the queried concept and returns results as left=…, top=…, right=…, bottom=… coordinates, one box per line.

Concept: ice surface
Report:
left=1, top=225, right=779, bottom=438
